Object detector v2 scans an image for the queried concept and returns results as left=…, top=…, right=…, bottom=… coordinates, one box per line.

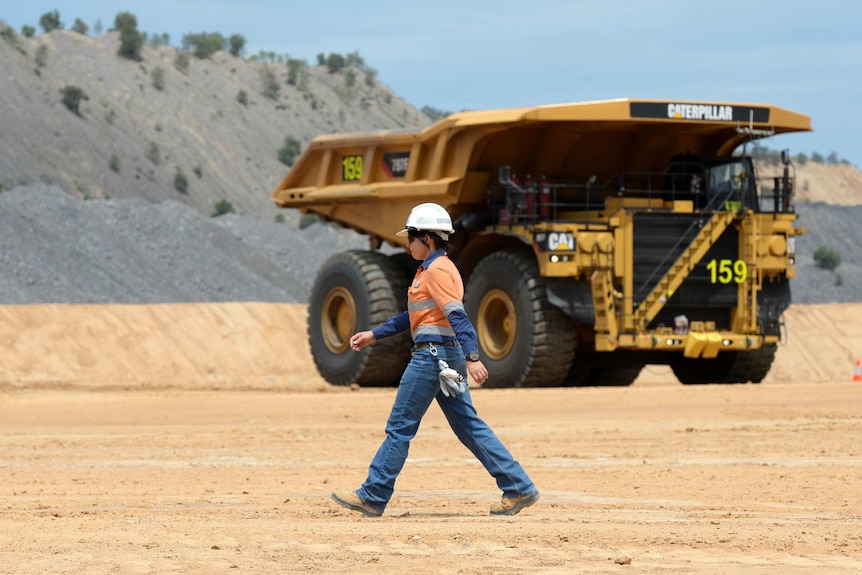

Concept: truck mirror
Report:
left=498, top=165, right=511, bottom=185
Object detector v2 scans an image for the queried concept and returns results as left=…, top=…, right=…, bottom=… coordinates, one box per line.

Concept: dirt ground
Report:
left=2, top=303, right=862, bottom=574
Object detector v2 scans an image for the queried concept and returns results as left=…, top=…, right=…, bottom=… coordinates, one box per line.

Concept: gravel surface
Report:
left=0, top=184, right=366, bottom=304
left=1, top=184, right=859, bottom=305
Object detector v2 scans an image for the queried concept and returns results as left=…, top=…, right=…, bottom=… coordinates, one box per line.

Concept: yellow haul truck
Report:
left=272, top=98, right=810, bottom=388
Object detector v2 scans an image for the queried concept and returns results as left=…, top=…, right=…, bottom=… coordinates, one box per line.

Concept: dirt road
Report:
left=2, top=303, right=862, bottom=574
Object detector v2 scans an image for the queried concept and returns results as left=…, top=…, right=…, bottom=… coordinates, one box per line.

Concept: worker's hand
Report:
left=467, top=360, right=489, bottom=386
left=350, top=330, right=375, bottom=352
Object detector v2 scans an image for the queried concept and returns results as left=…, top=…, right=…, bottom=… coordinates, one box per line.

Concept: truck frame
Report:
left=272, top=98, right=811, bottom=387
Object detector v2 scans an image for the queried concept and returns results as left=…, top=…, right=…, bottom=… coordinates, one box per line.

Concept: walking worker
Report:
left=331, top=202, right=540, bottom=517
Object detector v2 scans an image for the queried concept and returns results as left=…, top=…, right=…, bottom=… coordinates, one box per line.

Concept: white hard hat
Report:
left=396, top=203, right=455, bottom=241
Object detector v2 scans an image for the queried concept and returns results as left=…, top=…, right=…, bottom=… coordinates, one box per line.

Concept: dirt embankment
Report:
left=2, top=302, right=862, bottom=389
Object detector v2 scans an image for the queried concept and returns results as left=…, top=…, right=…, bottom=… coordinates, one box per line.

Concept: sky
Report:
left=3, top=0, right=861, bottom=167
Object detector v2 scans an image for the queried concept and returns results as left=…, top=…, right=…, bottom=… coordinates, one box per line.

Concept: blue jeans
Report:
left=357, top=344, right=537, bottom=512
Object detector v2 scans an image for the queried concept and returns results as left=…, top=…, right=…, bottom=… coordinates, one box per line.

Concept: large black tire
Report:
left=464, top=250, right=575, bottom=388
left=670, top=343, right=777, bottom=385
left=722, top=343, right=777, bottom=383
left=670, top=353, right=735, bottom=385
left=583, top=365, right=644, bottom=387
left=307, top=250, right=411, bottom=387
left=564, top=347, right=643, bottom=387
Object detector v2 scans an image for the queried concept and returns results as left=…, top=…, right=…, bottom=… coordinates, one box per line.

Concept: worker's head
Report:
left=396, top=203, right=454, bottom=250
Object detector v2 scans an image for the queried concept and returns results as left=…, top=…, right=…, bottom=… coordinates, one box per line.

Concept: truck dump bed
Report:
left=272, top=98, right=810, bottom=247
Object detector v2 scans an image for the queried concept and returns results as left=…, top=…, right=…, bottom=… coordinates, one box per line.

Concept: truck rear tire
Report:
left=307, top=250, right=411, bottom=387
left=722, top=343, right=777, bottom=383
left=464, top=250, right=575, bottom=388
left=584, top=365, right=644, bottom=387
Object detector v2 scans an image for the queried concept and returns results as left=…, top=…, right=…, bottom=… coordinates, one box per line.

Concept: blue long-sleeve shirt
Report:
left=372, top=249, right=479, bottom=356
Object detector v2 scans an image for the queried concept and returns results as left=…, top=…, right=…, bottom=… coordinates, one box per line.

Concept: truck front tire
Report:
left=307, top=250, right=410, bottom=387
left=465, top=250, right=575, bottom=388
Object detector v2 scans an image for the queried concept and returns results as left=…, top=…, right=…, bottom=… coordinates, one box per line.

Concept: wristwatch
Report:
left=466, top=351, right=480, bottom=362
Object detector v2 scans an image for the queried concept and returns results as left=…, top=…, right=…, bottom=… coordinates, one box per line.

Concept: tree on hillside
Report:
left=71, top=18, right=88, bottom=35
left=182, top=32, right=225, bottom=59
left=39, top=10, right=63, bottom=33
left=228, top=33, right=246, bottom=57
left=326, top=53, right=346, bottom=73
left=114, top=12, right=143, bottom=61
left=22, top=25, right=36, bottom=38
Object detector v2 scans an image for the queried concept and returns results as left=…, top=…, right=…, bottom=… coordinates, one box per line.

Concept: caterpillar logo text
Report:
left=545, top=232, right=574, bottom=251
left=668, top=103, right=732, bottom=121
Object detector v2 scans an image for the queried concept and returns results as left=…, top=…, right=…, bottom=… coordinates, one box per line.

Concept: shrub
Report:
left=236, top=89, right=248, bottom=106
left=212, top=199, right=234, bottom=217
left=274, top=214, right=286, bottom=224
left=813, top=245, right=841, bottom=271
left=173, top=167, right=188, bottom=193
left=22, top=25, right=36, bottom=38
left=35, top=44, right=49, bottom=68
left=193, top=165, right=203, bottom=178
left=109, top=154, right=121, bottom=173
left=287, top=58, right=308, bottom=87
left=39, top=10, right=63, bottom=33
left=259, top=65, right=279, bottom=100
left=0, top=25, right=16, bottom=43
left=145, top=141, right=160, bottom=164
left=174, top=51, right=190, bottom=73
left=151, top=66, right=165, bottom=91
left=364, top=67, right=378, bottom=88
left=277, top=136, right=301, bottom=166
left=61, top=85, right=88, bottom=115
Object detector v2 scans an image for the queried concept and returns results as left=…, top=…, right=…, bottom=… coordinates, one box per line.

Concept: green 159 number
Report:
left=706, top=259, right=748, bottom=284
left=342, top=155, right=364, bottom=181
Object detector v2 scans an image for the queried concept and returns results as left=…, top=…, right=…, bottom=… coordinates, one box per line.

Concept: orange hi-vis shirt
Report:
left=371, top=250, right=479, bottom=355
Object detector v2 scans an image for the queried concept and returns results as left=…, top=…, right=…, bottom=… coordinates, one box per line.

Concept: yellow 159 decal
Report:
left=706, top=259, right=748, bottom=284
left=342, top=155, right=363, bottom=181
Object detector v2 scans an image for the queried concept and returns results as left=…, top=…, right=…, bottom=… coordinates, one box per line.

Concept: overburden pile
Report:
left=1, top=185, right=861, bottom=305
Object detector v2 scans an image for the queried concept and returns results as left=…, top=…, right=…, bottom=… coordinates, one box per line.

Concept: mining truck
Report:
left=272, top=98, right=810, bottom=388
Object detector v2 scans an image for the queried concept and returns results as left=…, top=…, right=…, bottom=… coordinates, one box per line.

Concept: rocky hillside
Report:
left=0, top=27, right=431, bottom=218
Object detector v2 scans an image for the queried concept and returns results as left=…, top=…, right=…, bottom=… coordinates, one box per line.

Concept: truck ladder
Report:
left=733, top=212, right=762, bottom=333
left=633, top=211, right=737, bottom=330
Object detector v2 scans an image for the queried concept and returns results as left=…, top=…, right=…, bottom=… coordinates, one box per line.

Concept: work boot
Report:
left=490, top=491, right=540, bottom=516
left=331, top=490, right=383, bottom=518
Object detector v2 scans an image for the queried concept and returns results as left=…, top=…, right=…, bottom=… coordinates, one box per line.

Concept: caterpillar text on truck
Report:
left=272, top=98, right=810, bottom=387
